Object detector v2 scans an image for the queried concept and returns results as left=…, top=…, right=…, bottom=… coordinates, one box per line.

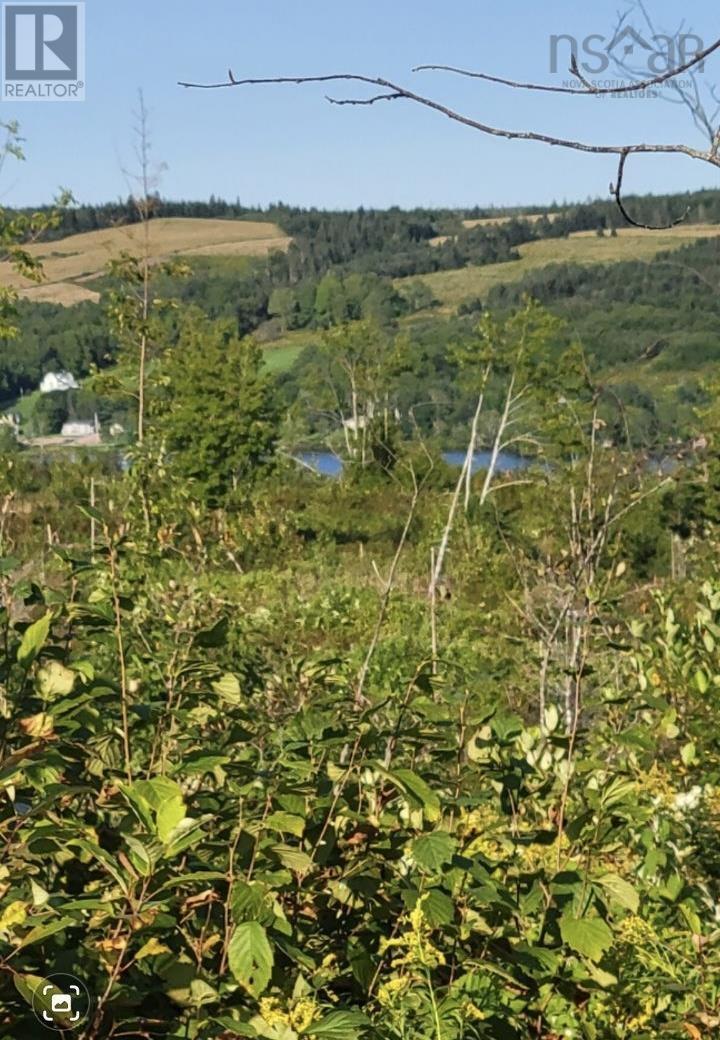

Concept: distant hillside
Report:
left=398, top=225, right=720, bottom=310
left=2, top=217, right=291, bottom=306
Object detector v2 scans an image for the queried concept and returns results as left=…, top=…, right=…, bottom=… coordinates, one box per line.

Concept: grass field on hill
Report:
left=406, top=224, right=720, bottom=310
left=3, top=217, right=291, bottom=305
left=257, top=223, right=720, bottom=374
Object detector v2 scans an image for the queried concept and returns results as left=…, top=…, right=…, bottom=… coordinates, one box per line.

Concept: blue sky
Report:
left=3, top=0, right=719, bottom=210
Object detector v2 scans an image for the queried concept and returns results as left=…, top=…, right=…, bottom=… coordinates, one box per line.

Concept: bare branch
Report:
left=178, top=70, right=720, bottom=168
left=413, top=33, right=720, bottom=97
left=610, top=149, right=691, bottom=229
left=327, top=92, right=404, bottom=106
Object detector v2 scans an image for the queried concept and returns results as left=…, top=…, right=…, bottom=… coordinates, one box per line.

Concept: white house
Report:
left=40, top=371, right=79, bottom=394
left=61, top=421, right=96, bottom=438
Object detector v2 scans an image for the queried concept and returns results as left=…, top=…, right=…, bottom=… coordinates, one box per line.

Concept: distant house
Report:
left=61, top=421, right=96, bottom=438
left=40, top=371, right=79, bottom=394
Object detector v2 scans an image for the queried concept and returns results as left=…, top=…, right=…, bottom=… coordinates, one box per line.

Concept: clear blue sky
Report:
left=4, top=0, right=719, bottom=210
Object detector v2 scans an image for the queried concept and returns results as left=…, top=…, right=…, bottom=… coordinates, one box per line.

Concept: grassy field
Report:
left=254, top=224, right=720, bottom=375
left=262, top=329, right=321, bottom=373
left=4, top=217, right=291, bottom=306
left=461, top=213, right=555, bottom=229
left=408, top=224, right=720, bottom=310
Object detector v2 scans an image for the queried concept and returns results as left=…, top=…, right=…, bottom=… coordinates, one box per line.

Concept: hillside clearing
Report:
left=403, top=224, right=720, bottom=309
left=4, top=217, right=291, bottom=305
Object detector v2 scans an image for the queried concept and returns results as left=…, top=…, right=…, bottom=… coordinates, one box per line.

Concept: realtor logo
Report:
left=2, top=2, right=85, bottom=100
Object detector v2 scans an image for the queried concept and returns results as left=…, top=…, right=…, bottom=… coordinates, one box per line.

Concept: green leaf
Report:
left=410, top=831, right=456, bottom=871
left=305, top=1010, right=369, bottom=1038
left=131, top=777, right=184, bottom=811
left=212, top=673, right=242, bottom=705
left=36, top=661, right=76, bottom=699
left=156, top=797, right=187, bottom=843
left=125, top=835, right=154, bottom=877
left=153, top=871, right=225, bottom=895
left=231, top=880, right=272, bottom=925
left=14, top=974, right=78, bottom=1029
left=421, top=889, right=454, bottom=926
left=270, top=844, right=313, bottom=874
left=17, top=612, right=52, bottom=668
left=681, top=742, right=697, bottom=767
left=210, top=1018, right=257, bottom=1037
left=266, top=812, right=306, bottom=837
left=194, top=617, right=229, bottom=648
left=596, top=874, right=639, bottom=913
left=385, top=768, right=440, bottom=822
left=69, top=838, right=129, bottom=894
left=560, top=916, right=613, bottom=962
left=228, top=921, right=274, bottom=997
left=162, top=817, right=208, bottom=859
left=16, top=916, right=75, bottom=950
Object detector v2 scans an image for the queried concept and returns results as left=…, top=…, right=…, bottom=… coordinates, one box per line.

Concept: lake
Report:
left=296, top=450, right=530, bottom=477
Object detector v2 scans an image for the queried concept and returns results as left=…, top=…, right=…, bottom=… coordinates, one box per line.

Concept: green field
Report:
left=397, top=225, right=720, bottom=310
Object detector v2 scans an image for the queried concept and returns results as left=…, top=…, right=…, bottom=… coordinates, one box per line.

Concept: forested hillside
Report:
left=5, top=190, right=720, bottom=449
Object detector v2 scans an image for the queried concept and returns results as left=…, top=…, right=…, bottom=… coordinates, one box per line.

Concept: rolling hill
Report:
left=257, top=222, right=720, bottom=374
left=2, top=217, right=291, bottom=305
left=399, top=224, right=720, bottom=311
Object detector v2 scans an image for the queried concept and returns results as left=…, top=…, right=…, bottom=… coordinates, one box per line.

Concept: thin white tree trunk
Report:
left=429, top=390, right=486, bottom=596
left=479, top=372, right=516, bottom=507
left=463, top=364, right=491, bottom=512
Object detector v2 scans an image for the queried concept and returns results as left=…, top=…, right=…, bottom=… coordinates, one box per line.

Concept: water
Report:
left=296, top=450, right=530, bottom=478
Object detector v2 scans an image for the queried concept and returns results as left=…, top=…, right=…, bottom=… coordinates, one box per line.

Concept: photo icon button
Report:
left=32, top=974, right=91, bottom=1031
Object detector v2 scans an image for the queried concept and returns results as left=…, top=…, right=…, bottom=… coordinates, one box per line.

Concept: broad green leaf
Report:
left=15, top=974, right=63, bottom=1022
left=0, top=900, right=27, bottom=932
left=212, top=673, right=242, bottom=705
left=306, top=1009, right=370, bottom=1038
left=210, top=1017, right=257, bottom=1037
left=157, top=797, right=187, bottom=843
left=681, top=742, right=697, bottom=767
left=596, top=874, right=639, bottom=913
left=231, top=880, right=273, bottom=924
left=560, top=916, right=613, bottom=962
left=266, top=812, right=305, bottom=837
left=410, top=831, right=456, bottom=871
left=135, top=937, right=171, bottom=960
left=125, top=835, right=154, bottom=877
left=131, top=777, right=184, bottom=811
left=271, top=844, right=313, bottom=874
left=421, top=889, right=454, bottom=926
left=695, top=669, right=709, bottom=694
left=385, top=768, right=440, bottom=822
left=117, top=783, right=155, bottom=832
left=69, top=838, right=129, bottom=894
left=36, top=661, right=76, bottom=699
left=586, top=962, right=619, bottom=988
left=162, top=817, right=208, bottom=859
left=17, top=612, right=52, bottom=668
left=154, top=871, right=225, bottom=895
left=228, top=921, right=274, bottom=997
left=16, top=916, right=75, bottom=950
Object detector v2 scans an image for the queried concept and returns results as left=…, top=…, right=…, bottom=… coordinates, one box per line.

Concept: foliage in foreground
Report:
left=0, top=495, right=717, bottom=1039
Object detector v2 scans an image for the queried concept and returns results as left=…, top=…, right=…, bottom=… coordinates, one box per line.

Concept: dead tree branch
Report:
left=413, top=32, right=720, bottom=97
left=179, top=63, right=720, bottom=228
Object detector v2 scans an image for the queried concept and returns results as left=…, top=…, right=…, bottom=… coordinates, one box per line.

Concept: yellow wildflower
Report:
left=288, top=998, right=321, bottom=1032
